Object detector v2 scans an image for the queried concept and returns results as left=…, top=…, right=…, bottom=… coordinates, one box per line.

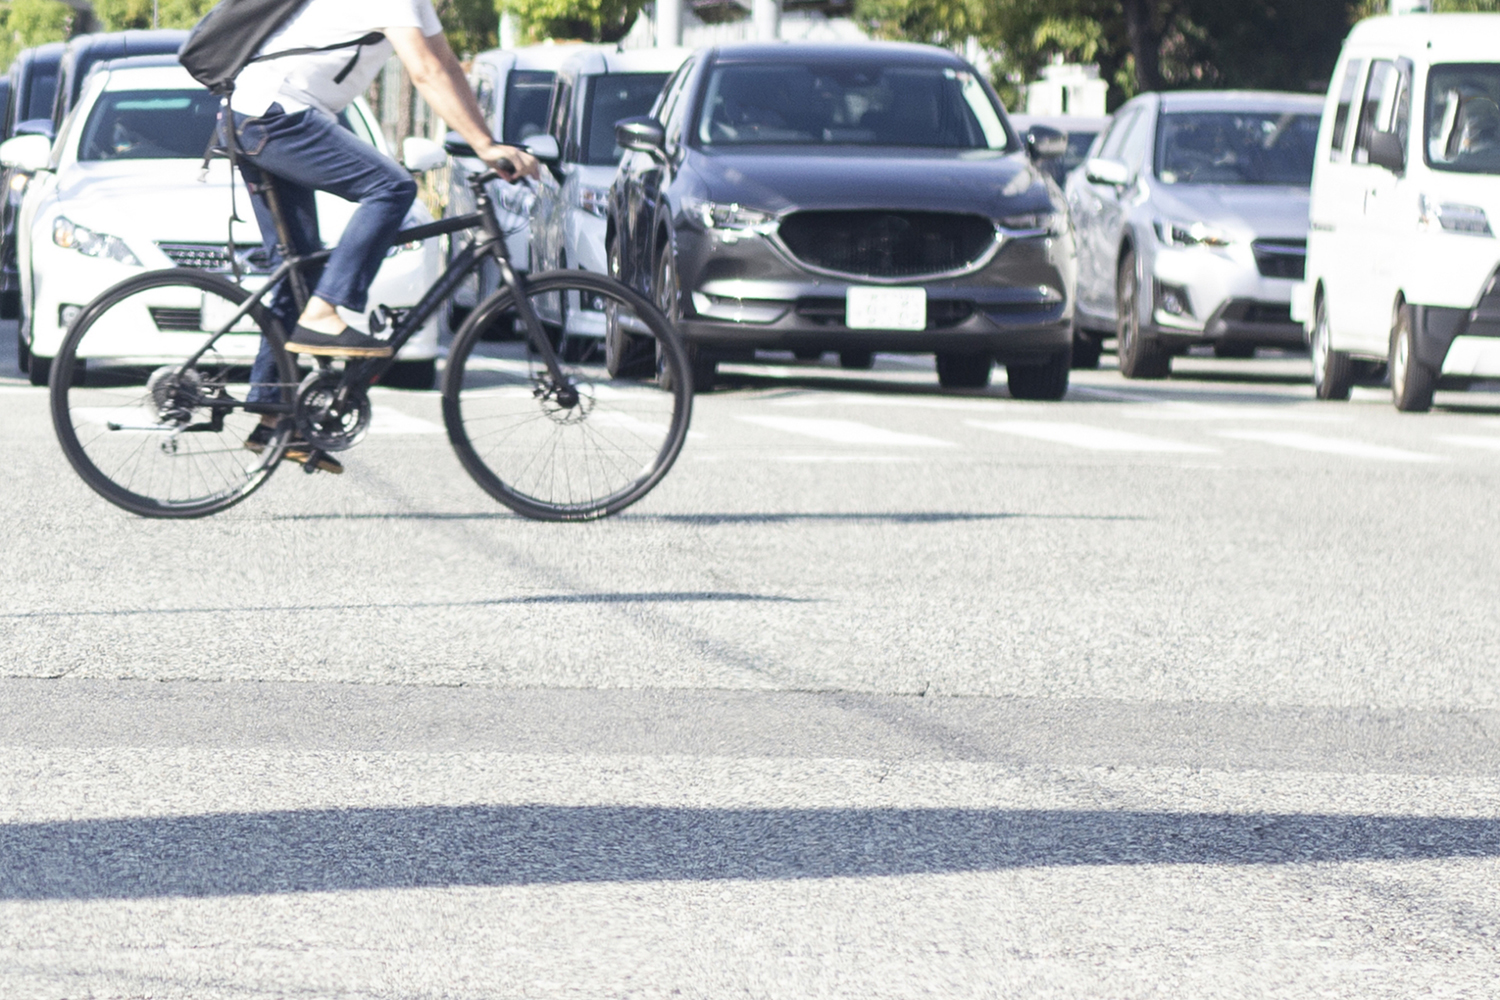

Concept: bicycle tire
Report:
left=50, top=269, right=296, bottom=518
left=443, top=269, right=692, bottom=520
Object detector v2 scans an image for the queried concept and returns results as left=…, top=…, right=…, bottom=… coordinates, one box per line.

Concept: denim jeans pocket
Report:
left=236, top=105, right=308, bottom=156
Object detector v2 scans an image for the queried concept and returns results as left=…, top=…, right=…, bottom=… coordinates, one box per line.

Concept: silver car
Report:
left=529, top=46, right=689, bottom=358
left=1066, top=91, right=1322, bottom=377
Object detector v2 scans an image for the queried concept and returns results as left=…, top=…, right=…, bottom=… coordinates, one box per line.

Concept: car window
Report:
left=504, top=69, right=554, bottom=144
left=660, top=59, right=696, bottom=147
left=27, top=66, right=58, bottom=121
left=77, top=89, right=220, bottom=160
left=696, top=62, right=1011, bottom=149
left=1329, top=58, right=1364, bottom=161
left=1156, top=111, right=1319, bottom=185
left=1119, top=108, right=1153, bottom=171
left=1354, top=59, right=1411, bottom=164
left=1096, top=109, right=1137, bottom=161
left=546, top=74, right=573, bottom=153
left=1426, top=63, right=1500, bottom=175
left=582, top=72, right=669, bottom=165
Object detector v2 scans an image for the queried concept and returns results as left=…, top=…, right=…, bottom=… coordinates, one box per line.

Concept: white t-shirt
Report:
left=231, top=0, right=443, bottom=117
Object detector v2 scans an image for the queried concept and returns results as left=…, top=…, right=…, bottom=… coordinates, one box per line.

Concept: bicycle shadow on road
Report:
left=4, top=805, right=1496, bottom=900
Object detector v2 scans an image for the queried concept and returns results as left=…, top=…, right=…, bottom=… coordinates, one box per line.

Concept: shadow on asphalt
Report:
left=267, top=512, right=1145, bottom=525
left=5, top=805, right=1497, bottom=900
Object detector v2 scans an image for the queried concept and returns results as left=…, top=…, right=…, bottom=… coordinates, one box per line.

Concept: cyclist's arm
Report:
left=385, top=26, right=539, bottom=181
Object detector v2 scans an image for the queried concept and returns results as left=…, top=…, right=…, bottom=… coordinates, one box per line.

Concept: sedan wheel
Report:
left=1311, top=297, right=1352, bottom=401
left=1115, top=250, right=1170, bottom=379
left=1389, top=303, right=1435, bottom=412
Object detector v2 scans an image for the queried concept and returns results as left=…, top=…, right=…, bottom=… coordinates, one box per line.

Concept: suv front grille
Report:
left=1251, top=239, right=1306, bottom=279
left=157, top=242, right=272, bottom=273
left=777, top=211, right=997, bottom=280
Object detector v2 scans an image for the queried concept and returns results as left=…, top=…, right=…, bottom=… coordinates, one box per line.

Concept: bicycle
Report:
left=47, top=142, right=693, bottom=521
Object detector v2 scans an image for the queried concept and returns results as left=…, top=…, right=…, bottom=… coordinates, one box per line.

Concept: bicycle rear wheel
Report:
left=50, top=269, right=295, bottom=518
left=443, top=269, right=692, bottom=520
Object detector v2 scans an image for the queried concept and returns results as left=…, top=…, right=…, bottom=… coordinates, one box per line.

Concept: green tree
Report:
left=91, top=0, right=215, bottom=31
left=497, top=0, right=646, bottom=42
left=0, top=0, right=73, bottom=69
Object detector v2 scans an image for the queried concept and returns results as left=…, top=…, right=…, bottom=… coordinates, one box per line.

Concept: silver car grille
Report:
left=1250, top=239, right=1306, bottom=280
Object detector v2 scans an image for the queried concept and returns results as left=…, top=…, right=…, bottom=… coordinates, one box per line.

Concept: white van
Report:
left=1298, top=13, right=1500, bottom=411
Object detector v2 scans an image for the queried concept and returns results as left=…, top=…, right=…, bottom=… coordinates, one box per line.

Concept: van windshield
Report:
left=1427, top=64, right=1500, bottom=175
left=1156, top=111, right=1319, bottom=185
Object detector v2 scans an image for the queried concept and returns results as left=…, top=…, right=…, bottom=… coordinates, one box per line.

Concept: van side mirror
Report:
left=615, top=117, right=665, bottom=157
left=1085, top=157, right=1130, bottom=187
left=1026, top=125, right=1067, bottom=161
left=1369, top=130, right=1405, bottom=173
left=0, top=133, right=51, bottom=172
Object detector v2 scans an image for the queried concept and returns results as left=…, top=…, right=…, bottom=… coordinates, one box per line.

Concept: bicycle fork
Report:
left=497, top=255, right=579, bottom=408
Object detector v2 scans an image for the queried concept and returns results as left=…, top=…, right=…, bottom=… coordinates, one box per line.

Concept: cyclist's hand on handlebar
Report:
left=481, top=143, right=539, bottom=183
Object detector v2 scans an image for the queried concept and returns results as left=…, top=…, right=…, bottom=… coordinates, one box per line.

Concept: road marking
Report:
left=370, top=409, right=444, bottom=434
left=967, top=419, right=1217, bottom=453
left=1437, top=434, right=1500, bottom=452
left=778, top=454, right=917, bottom=463
left=1217, top=429, right=1443, bottom=462
left=1120, top=401, right=1350, bottom=423
left=738, top=415, right=956, bottom=447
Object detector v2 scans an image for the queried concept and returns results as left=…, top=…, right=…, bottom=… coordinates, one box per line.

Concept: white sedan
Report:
left=8, top=58, right=443, bottom=387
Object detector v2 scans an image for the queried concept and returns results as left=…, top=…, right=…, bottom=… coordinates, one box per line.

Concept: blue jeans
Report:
left=232, top=104, right=417, bottom=404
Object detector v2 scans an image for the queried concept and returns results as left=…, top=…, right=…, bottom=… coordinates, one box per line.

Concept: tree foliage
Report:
left=497, top=0, right=646, bottom=43
left=0, top=0, right=73, bottom=69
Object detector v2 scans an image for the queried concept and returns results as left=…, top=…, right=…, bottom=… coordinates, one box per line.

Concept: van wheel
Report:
left=1311, top=297, right=1352, bottom=400
left=1115, top=250, right=1170, bottom=379
left=1390, top=304, right=1435, bottom=412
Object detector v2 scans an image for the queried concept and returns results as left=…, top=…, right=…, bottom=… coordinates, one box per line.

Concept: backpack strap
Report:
left=247, top=31, right=386, bottom=84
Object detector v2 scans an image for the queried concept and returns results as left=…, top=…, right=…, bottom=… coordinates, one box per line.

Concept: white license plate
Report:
left=846, top=287, right=926, bottom=330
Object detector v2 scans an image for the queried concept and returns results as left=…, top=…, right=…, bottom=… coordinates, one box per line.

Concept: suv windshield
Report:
left=1156, top=111, right=1318, bottom=185
left=697, top=62, right=1011, bottom=149
left=504, top=70, right=554, bottom=144
left=583, top=72, right=669, bottom=164
left=1427, top=64, right=1500, bottom=174
left=78, top=89, right=219, bottom=160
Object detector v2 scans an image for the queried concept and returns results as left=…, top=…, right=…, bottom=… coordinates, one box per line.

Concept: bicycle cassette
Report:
left=294, top=370, right=371, bottom=452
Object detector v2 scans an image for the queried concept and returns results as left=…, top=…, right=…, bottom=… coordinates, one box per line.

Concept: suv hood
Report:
left=1151, top=182, right=1310, bottom=241
left=686, top=147, right=1056, bottom=219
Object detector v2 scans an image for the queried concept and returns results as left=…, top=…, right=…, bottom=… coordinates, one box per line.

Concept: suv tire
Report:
left=1007, top=349, right=1070, bottom=400
left=935, top=352, right=991, bottom=390
left=1115, top=250, right=1171, bottom=379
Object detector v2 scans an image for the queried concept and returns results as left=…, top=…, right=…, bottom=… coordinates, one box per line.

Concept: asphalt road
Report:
left=3, top=322, right=1500, bottom=998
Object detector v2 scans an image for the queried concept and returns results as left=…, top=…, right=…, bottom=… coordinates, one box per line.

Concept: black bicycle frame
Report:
left=181, top=170, right=573, bottom=405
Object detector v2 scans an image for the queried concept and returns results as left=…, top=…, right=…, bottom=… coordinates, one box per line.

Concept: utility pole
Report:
left=753, top=0, right=779, bottom=41
left=657, top=0, right=681, bottom=47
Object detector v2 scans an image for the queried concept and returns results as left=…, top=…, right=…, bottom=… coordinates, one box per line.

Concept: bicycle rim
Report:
left=443, top=270, right=692, bottom=520
left=50, top=270, right=295, bottom=518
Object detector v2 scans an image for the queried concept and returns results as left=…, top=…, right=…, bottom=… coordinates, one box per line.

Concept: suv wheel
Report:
left=1008, top=349, right=1070, bottom=400
left=1390, top=303, right=1435, bottom=412
left=653, top=243, right=714, bottom=393
left=1115, top=250, right=1170, bottom=379
left=935, top=352, right=991, bottom=390
left=1311, top=296, right=1352, bottom=400
left=1071, top=326, right=1102, bottom=369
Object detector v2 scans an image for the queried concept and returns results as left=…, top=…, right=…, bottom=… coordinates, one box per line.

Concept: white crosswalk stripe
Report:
left=967, top=419, right=1217, bottom=453
left=737, top=415, right=956, bottom=447
left=1217, top=429, right=1443, bottom=462
left=1437, top=434, right=1500, bottom=452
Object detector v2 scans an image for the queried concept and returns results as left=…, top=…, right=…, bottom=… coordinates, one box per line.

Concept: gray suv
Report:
left=1066, top=91, right=1322, bottom=377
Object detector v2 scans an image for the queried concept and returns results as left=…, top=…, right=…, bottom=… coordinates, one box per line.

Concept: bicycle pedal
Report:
left=302, top=449, right=325, bottom=474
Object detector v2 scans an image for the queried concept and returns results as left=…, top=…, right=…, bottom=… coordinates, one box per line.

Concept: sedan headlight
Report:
left=1418, top=195, right=1493, bottom=236
left=1154, top=218, right=1232, bottom=248
left=52, top=216, right=141, bottom=265
left=575, top=184, right=610, bottom=219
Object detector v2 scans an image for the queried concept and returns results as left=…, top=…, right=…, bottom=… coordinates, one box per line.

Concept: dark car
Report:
left=51, top=30, right=188, bottom=129
left=606, top=41, right=1076, bottom=395
left=0, top=42, right=65, bottom=319
left=1008, top=114, right=1109, bottom=187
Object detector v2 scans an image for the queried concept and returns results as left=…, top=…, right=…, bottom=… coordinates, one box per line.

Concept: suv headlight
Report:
left=1154, top=218, right=1232, bottom=248
left=1418, top=195, right=1493, bottom=236
left=575, top=184, right=610, bottom=219
left=52, top=216, right=141, bottom=265
left=999, top=211, right=1064, bottom=237
left=685, top=198, right=776, bottom=237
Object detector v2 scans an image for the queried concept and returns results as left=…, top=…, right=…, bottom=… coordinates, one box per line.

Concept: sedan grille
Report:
left=1251, top=239, right=1306, bottom=280
left=158, top=242, right=272, bottom=273
left=777, top=211, right=997, bottom=280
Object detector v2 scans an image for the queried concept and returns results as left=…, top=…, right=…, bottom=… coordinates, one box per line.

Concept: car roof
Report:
left=16, top=42, right=66, bottom=71
left=96, top=54, right=183, bottom=74
left=1155, top=90, right=1324, bottom=114
left=1009, top=114, right=1110, bottom=133
left=708, top=40, right=970, bottom=66
left=1347, top=13, right=1500, bottom=61
left=559, top=46, right=692, bottom=77
left=63, top=29, right=187, bottom=60
left=94, top=63, right=200, bottom=91
left=474, top=42, right=605, bottom=74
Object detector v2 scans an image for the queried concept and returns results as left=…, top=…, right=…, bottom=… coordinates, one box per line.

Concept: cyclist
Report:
left=231, top=0, right=538, bottom=470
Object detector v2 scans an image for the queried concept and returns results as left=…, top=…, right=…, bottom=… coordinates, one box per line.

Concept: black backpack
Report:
left=180, top=0, right=383, bottom=94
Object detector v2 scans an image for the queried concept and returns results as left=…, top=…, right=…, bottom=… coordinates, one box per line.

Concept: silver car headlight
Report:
left=575, top=184, right=610, bottom=219
left=52, top=216, right=141, bottom=266
left=1154, top=218, right=1232, bottom=249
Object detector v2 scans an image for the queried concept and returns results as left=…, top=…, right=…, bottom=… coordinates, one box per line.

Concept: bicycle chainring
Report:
left=294, top=370, right=371, bottom=452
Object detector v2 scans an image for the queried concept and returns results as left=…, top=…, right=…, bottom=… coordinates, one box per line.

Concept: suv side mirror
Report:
left=1085, top=157, right=1130, bottom=187
left=615, top=117, right=665, bottom=157
left=402, top=136, right=447, bottom=172
left=1026, top=125, right=1067, bottom=161
left=1369, top=130, right=1405, bottom=173
left=0, top=133, right=51, bottom=172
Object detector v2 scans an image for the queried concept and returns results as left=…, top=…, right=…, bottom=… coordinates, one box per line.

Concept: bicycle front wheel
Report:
left=443, top=269, right=692, bottom=520
left=50, top=269, right=296, bottom=518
